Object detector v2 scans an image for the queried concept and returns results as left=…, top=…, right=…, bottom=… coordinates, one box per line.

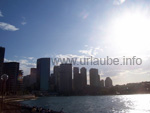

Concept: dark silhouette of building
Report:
left=105, top=77, right=113, bottom=88
left=100, top=79, right=105, bottom=87
left=80, top=67, right=87, bottom=88
left=3, top=62, right=19, bottom=93
left=37, top=58, right=50, bottom=91
left=30, top=68, right=37, bottom=85
left=49, top=73, right=55, bottom=91
left=28, top=68, right=37, bottom=90
left=0, top=47, right=5, bottom=76
left=0, top=47, right=5, bottom=92
left=23, top=75, right=31, bottom=89
left=73, top=67, right=87, bottom=94
left=17, top=70, right=23, bottom=91
left=73, top=67, right=80, bottom=93
left=90, top=68, right=100, bottom=87
left=54, top=66, right=60, bottom=92
left=23, top=68, right=37, bottom=91
left=59, top=64, right=72, bottom=95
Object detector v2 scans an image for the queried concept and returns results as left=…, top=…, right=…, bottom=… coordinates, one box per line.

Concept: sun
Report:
left=109, top=7, right=150, bottom=55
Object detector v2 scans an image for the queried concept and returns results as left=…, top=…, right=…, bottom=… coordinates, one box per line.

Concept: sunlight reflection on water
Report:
left=21, top=94, right=150, bottom=113
left=119, top=94, right=150, bottom=113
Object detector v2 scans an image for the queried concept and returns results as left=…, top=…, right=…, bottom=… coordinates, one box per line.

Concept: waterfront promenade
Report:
left=0, top=95, right=35, bottom=113
left=0, top=95, right=64, bottom=113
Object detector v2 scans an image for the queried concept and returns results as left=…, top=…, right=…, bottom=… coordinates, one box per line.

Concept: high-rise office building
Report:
left=0, top=47, right=5, bottom=76
left=3, top=62, right=19, bottom=92
left=54, top=66, right=60, bottom=92
left=59, top=64, right=72, bottom=95
left=80, top=67, right=87, bottom=88
left=73, top=67, right=80, bottom=92
left=105, top=77, right=113, bottom=88
left=17, top=70, right=23, bottom=91
left=100, top=79, right=105, bottom=87
left=23, top=68, right=37, bottom=90
left=49, top=73, right=55, bottom=91
left=23, top=75, right=31, bottom=88
left=37, top=58, right=50, bottom=91
left=73, top=67, right=87, bottom=93
left=90, top=68, right=100, bottom=87
left=0, top=47, right=5, bottom=91
left=30, top=68, right=37, bottom=85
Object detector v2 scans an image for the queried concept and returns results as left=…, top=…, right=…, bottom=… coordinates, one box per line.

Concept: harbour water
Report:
left=21, top=94, right=150, bottom=113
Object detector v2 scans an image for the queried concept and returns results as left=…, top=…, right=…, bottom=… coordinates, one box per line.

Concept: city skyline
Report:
left=0, top=46, right=114, bottom=95
left=1, top=46, right=150, bottom=96
left=1, top=46, right=114, bottom=90
left=1, top=0, right=150, bottom=85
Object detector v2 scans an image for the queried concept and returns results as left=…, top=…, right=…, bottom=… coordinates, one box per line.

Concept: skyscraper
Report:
left=17, top=70, right=23, bottom=91
left=3, top=62, right=19, bottom=92
left=30, top=68, right=37, bottom=85
left=90, top=68, right=100, bottom=87
left=37, top=58, right=50, bottom=91
left=73, top=67, right=80, bottom=92
left=100, top=79, right=105, bottom=87
left=59, top=64, right=72, bottom=95
left=54, top=66, right=60, bottom=92
left=23, top=75, right=31, bottom=88
left=0, top=47, right=5, bottom=92
left=0, top=47, right=5, bottom=76
left=105, top=77, right=113, bottom=88
left=80, top=67, right=87, bottom=88
left=49, top=73, right=55, bottom=91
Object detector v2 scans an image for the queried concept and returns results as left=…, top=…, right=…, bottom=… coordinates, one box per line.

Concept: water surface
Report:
left=21, top=94, right=150, bottom=113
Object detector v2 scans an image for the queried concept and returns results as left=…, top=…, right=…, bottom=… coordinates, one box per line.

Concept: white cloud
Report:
left=56, top=54, right=84, bottom=58
left=19, top=59, right=36, bottom=67
left=23, top=56, right=35, bottom=60
left=0, top=10, right=3, bottom=17
left=55, top=54, right=85, bottom=62
left=0, top=11, right=19, bottom=31
left=4, top=58, right=13, bottom=62
left=79, top=46, right=103, bottom=57
left=113, top=0, right=126, bottom=5
left=0, top=22, right=19, bottom=31
left=79, top=50, right=92, bottom=56
left=21, top=17, right=27, bottom=25
left=28, top=57, right=34, bottom=60
left=21, top=21, right=27, bottom=25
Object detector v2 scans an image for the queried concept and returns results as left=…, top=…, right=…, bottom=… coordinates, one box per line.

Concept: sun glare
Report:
left=110, top=8, right=150, bottom=55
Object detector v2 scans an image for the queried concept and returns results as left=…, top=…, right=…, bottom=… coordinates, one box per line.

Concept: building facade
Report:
left=3, top=62, right=19, bottom=93
left=0, top=47, right=5, bottom=76
left=59, top=64, right=72, bottom=95
left=90, top=68, right=100, bottom=87
left=54, top=66, right=60, bottom=92
left=105, top=77, right=113, bottom=88
left=37, top=58, right=50, bottom=91
left=30, top=68, right=37, bottom=85
left=17, top=70, right=24, bottom=91
left=0, top=47, right=5, bottom=92
left=80, top=67, right=87, bottom=88
left=73, top=67, right=80, bottom=92
left=100, top=79, right=105, bottom=87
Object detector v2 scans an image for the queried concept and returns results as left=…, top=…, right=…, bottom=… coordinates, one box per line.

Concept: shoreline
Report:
left=0, top=95, right=65, bottom=113
left=4, top=94, right=38, bottom=103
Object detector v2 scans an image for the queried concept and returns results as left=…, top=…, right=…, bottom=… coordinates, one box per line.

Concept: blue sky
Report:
left=1, top=0, right=150, bottom=85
